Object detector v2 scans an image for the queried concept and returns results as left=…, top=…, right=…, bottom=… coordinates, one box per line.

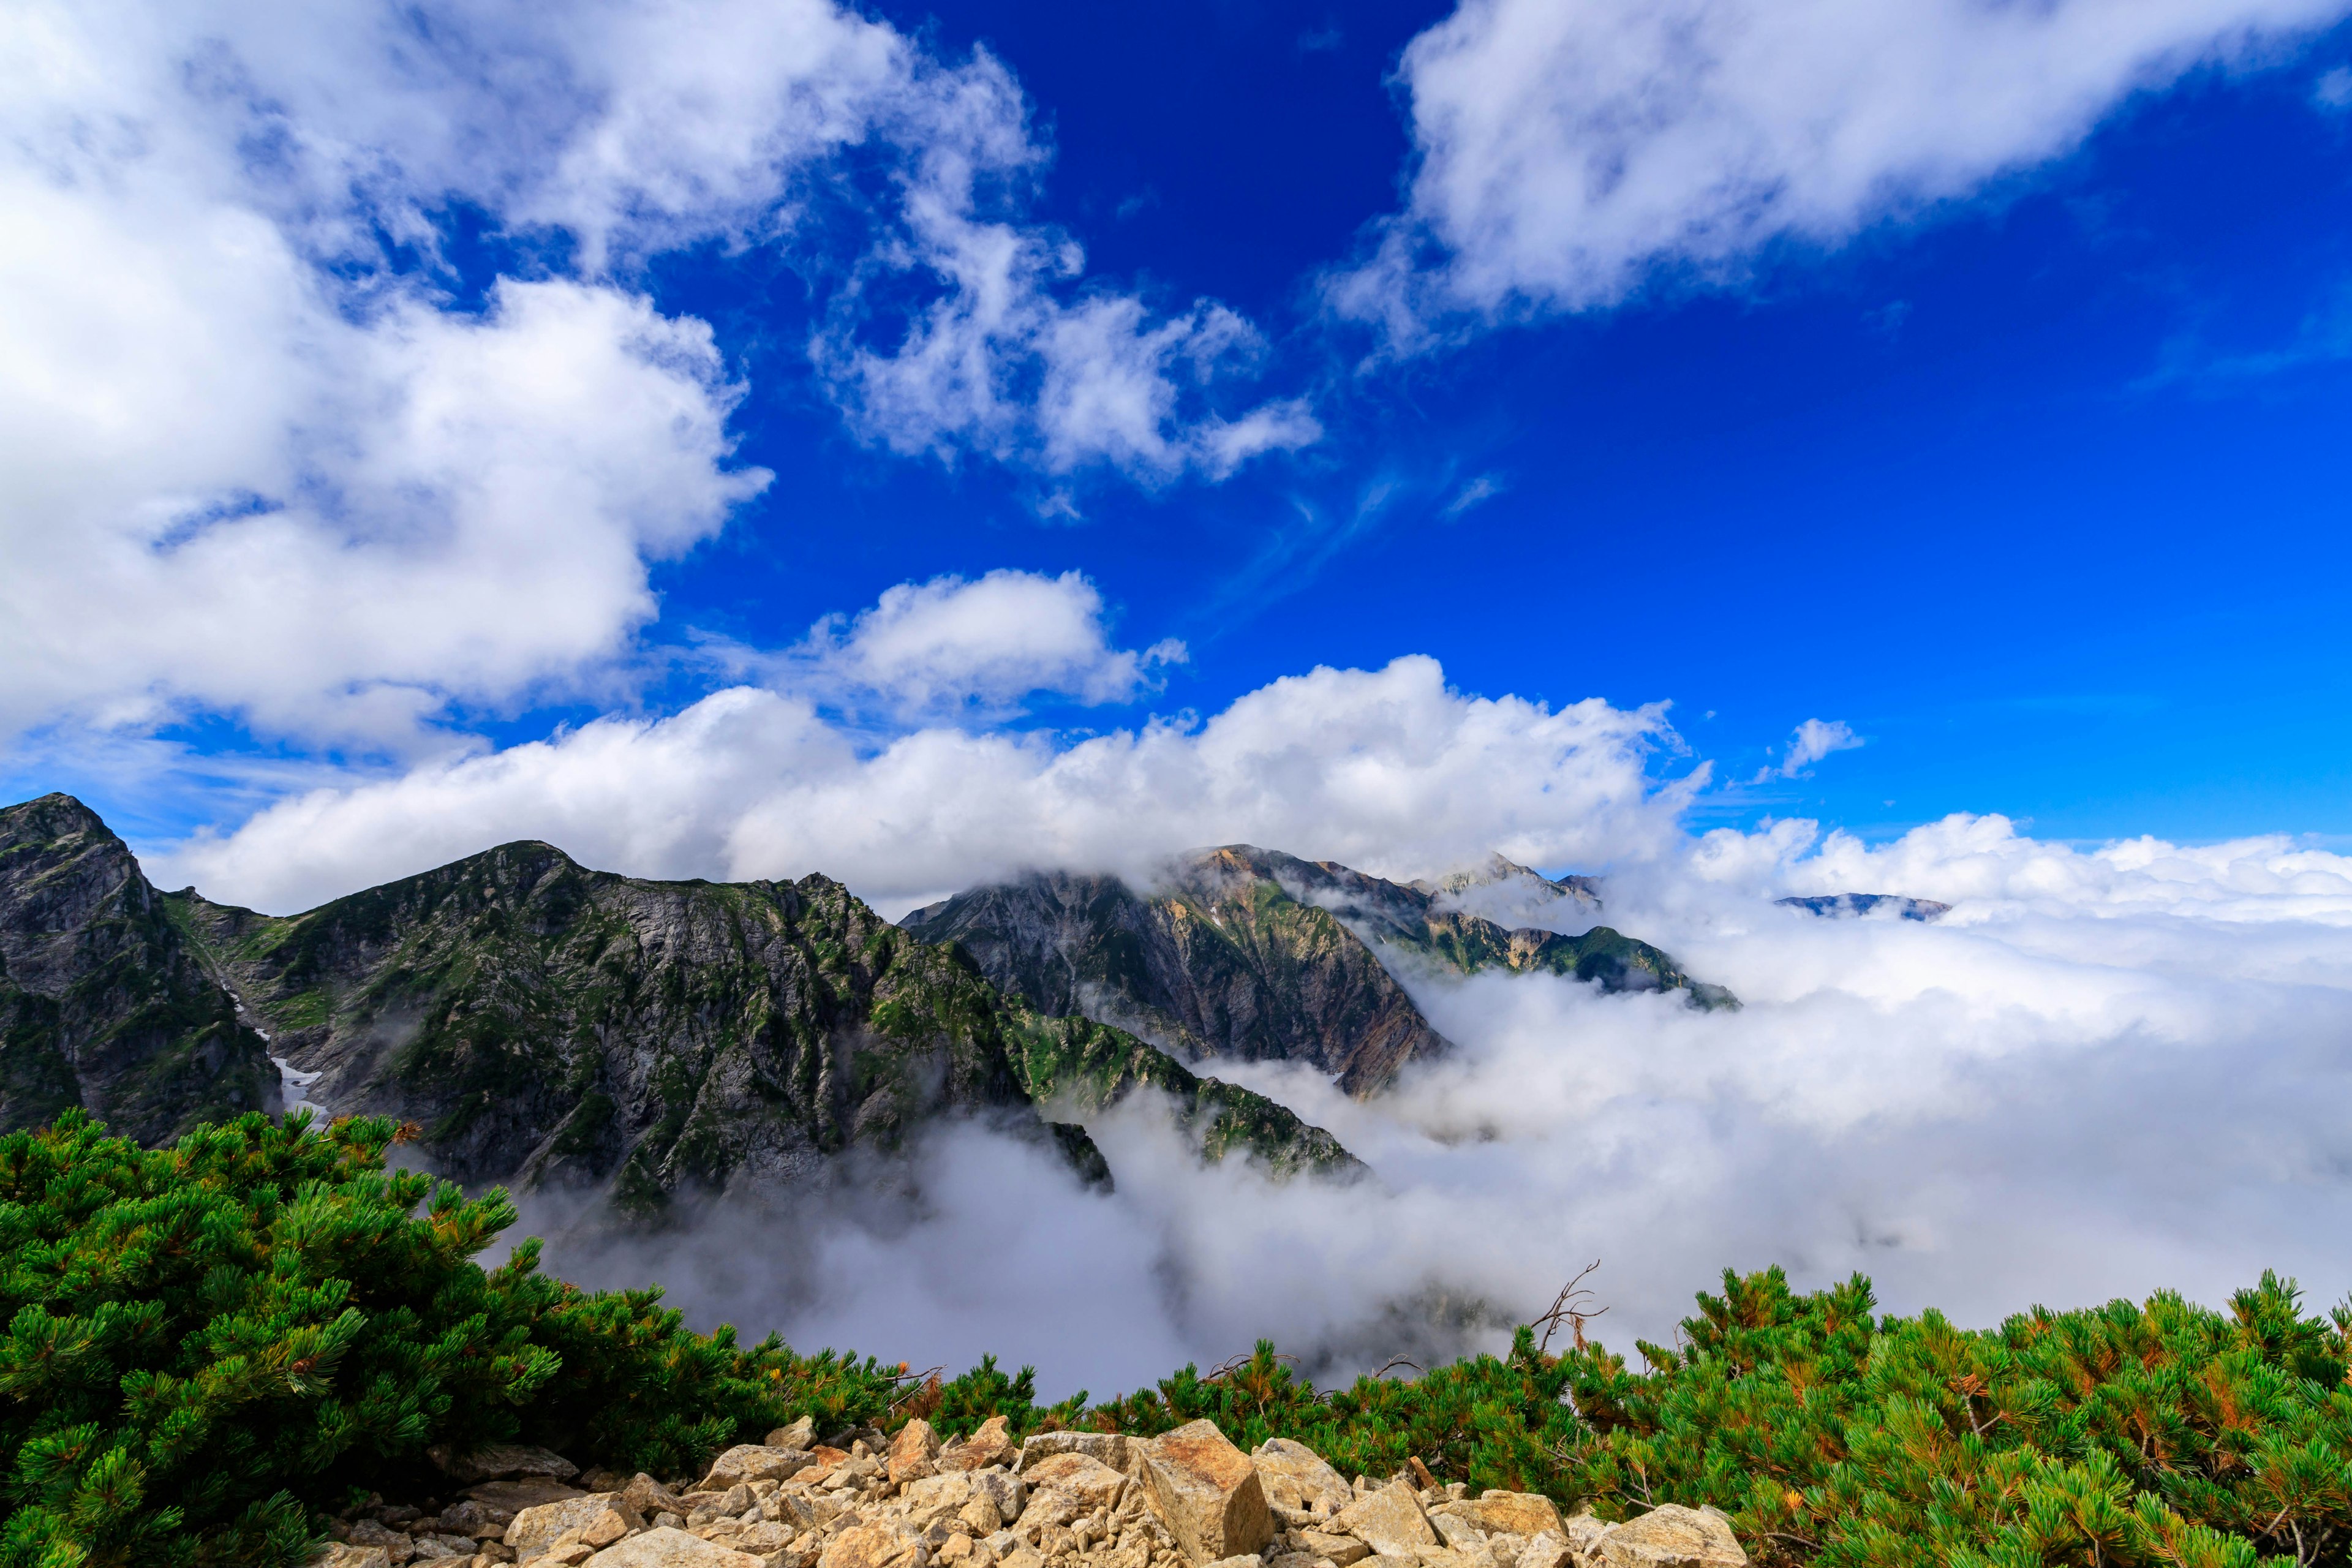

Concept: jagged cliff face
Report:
left=0, top=794, right=276, bottom=1142
left=905, top=845, right=1733, bottom=1099
left=903, top=850, right=1448, bottom=1098
left=164, top=839, right=1355, bottom=1200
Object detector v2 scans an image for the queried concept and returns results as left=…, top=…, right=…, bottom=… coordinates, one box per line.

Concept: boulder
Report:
left=940, top=1415, right=1016, bottom=1472
left=507, top=1494, right=643, bottom=1558
left=436, top=1444, right=581, bottom=1485
left=469, top=1479, right=587, bottom=1512
left=1516, top=1532, right=1574, bottom=1568
left=1250, top=1441, right=1349, bottom=1517
left=1018, top=1432, right=1133, bottom=1476
left=1139, top=1420, right=1272, bottom=1566
left=1443, top=1496, right=1562, bottom=1543
left=891, top=1419, right=943, bottom=1485
left=1204, top=1557, right=1264, bottom=1568
left=345, top=1520, right=413, bottom=1564
left=311, top=1548, right=393, bottom=1568
left=581, top=1528, right=766, bottom=1567
left=1329, top=1483, right=1438, bottom=1559
left=818, top=1521, right=932, bottom=1568
left=1021, top=1453, right=1128, bottom=1511
left=1299, top=1531, right=1369, bottom=1567
left=1594, top=1507, right=1745, bottom=1568
left=769, top=1417, right=818, bottom=1450
left=700, top=1445, right=815, bottom=1491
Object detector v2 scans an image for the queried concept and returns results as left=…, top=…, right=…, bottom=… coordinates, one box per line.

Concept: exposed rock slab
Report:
left=1139, top=1420, right=1271, bottom=1565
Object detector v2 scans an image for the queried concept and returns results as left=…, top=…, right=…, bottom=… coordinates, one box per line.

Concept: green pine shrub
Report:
left=12, top=1107, right=2352, bottom=1568
left=0, top=1110, right=903, bottom=1568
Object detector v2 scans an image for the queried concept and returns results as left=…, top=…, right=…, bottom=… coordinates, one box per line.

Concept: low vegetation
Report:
left=7, top=1112, right=2352, bottom=1567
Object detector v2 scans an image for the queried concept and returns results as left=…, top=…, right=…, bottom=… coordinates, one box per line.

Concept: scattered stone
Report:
left=1297, top=1532, right=1366, bottom=1567
left=1139, top=1420, right=1272, bottom=1566
left=703, top=1446, right=816, bottom=1491
left=437, top=1446, right=582, bottom=1485
left=1515, top=1532, right=1574, bottom=1568
left=579, top=1528, right=765, bottom=1567
left=1204, top=1556, right=1262, bottom=1568
left=1441, top=1497, right=1561, bottom=1543
left=1329, top=1484, right=1438, bottom=1559
left=1558, top=1517, right=1607, bottom=1564
left=1249, top=1443, right=1348, bottom=1518
left=348, top=1519, right=417, bottom=1564
left=1018, top=1432, right=1133, bottom=1476
left=507, top=1494, right=643, bottom=1559
left=941, top=1417, right=1016, bottom=1472
left=1022, top=1454, right=1128, bottom=1512
left=891, top=1420, right=944, bottom=1485
left=770, top=1419, right=818, bottom=1451
left=818, top=1520, right=931, bottom=1568
left=1592, top=1507, right=1745, bottom=1568
left=410, top=1534, right=480, bottom=1560
left=312, top=1548, right=394, bottom=1568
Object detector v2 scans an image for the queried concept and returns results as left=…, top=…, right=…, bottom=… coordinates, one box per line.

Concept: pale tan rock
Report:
left=1248, top=1443, right=1348, bottom=1518
left=578, top=1528, right=766, bottom=1567
left=1202, top=1556, right=1263, bottom=1568
left=1023, top=1455, right=1129, bottom=1512
left=889, top=1420, right=943, bottom=1485
left=704, top=1447, right=818, bottom=1491
left=1296, top=1533, right=1365, bottom=1567
left=1512, top=1532, right=1573, bottom=1568
left=530, top=1547, right=597, bottom=1568
left=940, top=1417, right=1016, bottom=1472
left=1139, top=1421, right=1272, bottom=1566
left=1329, top=1485, right=1436, bottom=1559
left=819, top=1521, right=932, bottom=1568
left=312, top=1547, right=394, bottom=1568
left=958, top=1498, right=1005, bottom=1537
left=1020, top=1433, right=1133, bottom=1476
left=1440, top=1498, right=1560, bottom=1545
left=508, top=1496, right=644, bottom=1559
left=1593, top=1509, right=1743, bottom=1568
left=771, top=1419, right=819, bottom=1451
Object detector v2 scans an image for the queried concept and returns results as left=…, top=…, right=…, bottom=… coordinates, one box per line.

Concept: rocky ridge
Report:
left=310, top=1417, right=1743, bottom=1568
left=0, top=794, right=277, bottom=1141
left=0, top=796, right=1355, bottom=1193
left=903, top=849, right=1732, bottom=1099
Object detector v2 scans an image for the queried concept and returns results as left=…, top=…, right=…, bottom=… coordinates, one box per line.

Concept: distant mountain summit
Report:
left=902, top=845, right=1733, bottom=1098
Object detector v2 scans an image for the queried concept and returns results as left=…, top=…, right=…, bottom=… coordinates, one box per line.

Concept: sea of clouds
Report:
left=496, top=809, right=2352, bottom=1403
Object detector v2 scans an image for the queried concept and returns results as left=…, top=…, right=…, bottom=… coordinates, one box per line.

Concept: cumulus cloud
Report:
left=145, top=655, right=1692, bottom=914
left=0, top=0, right=1305, bottom=751
left=783, top=570, right=1185, bottom=720
left=1333, top=0, right=2352, bottom=339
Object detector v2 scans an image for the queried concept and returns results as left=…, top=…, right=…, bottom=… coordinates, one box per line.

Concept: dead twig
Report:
left=1533, top=1260, right=1610, bottom=1354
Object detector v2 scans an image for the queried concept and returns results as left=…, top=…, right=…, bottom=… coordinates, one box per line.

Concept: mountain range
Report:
left=0, top=793, right=1734, bottom=1211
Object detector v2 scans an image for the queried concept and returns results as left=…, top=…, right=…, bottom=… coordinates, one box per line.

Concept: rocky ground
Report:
left=311, top=1415, right=1745, bottom=1568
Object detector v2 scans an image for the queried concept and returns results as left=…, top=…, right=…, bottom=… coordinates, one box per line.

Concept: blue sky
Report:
left=6, top=0, right=2352, bottom=906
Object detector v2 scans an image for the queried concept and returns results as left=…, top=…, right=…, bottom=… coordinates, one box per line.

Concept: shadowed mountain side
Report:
left=903, top=849, right=1733, bottom=1098
left=165, top=837, right=1352, bottom=1205
left=900, top=858, right=1449, bottom=1098
left=0, top=794, right=277, bottom=1142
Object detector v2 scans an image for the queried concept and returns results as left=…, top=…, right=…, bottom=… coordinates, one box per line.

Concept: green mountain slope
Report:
left=0, top=794, right=277, bottom=1142
left=166, top=838, right=1357, bottom=1199
left=903, top=845, right=1733, bottom=1098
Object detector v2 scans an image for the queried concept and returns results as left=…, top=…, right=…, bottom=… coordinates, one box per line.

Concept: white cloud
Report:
left=786, top=570, right=1185, bottom=719
left=0, top=0, right=1306, bottom=753
left=1751, top=715, right=1862, bottom=781
left=144, top=655, right=1692, bottom=914
left=1333, top=0, right=2352, bottom=339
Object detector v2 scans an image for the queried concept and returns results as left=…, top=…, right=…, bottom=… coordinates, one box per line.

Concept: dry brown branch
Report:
left=1533, top=1259, right=1610, bottom=1354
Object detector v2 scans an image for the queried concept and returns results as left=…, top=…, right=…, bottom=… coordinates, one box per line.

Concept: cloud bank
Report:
left=149, top=652, right=1693, bottom=914
left=511, top=811, right=2352, bottom=1401
left=1336, top=0, right=2352, bottom=339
